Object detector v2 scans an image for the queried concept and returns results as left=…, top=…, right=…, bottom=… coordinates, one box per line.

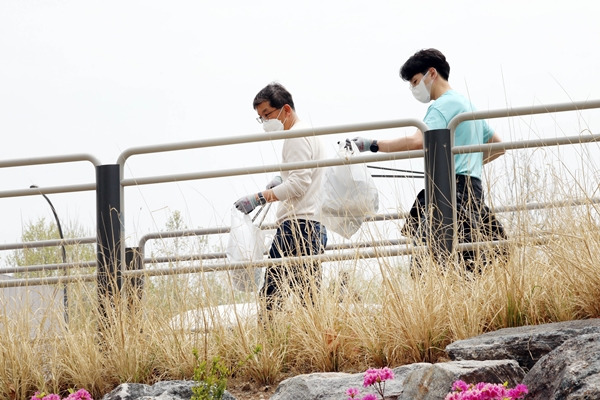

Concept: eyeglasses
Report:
left=256, top=108, right=281, bottom=124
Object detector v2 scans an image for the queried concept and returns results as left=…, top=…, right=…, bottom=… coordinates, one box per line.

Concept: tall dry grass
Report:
left=1, top=176, right=599, bottom=399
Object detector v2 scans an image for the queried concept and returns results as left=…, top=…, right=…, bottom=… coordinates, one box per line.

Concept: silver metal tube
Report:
left=0, top=261, right=96, bottom=275
left=453, top=132, right=600, bottom=155
left=0, top=183, right=96, bottom=199
left=0, top=154, right=101, bottom=168
left=116, top=119, right=429, bottom=166
left=448, top=100, right=600, bottom=131
left=0, top=273, right=97, bottom=288
left=0, top=237, right=96, bottom=251
left=121, top=149, right=425, bottom=187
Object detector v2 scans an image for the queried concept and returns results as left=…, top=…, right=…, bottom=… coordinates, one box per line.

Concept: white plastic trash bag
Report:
left=319, top=141, right=379, bottom=239
left=226, top=207, right=266, bottom=292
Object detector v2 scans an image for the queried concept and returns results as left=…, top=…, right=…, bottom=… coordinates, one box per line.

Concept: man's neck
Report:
left=284, top=113, right=299, bottom=130
left=431, top=81, right=452, bottom=101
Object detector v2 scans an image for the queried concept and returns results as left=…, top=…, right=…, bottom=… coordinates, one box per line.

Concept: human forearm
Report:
left=261, top=188, right=278, bottom=202
left=353, top=130, right=423, bottom=153
left=483, top=132, right=505, bottom=164
left=378, top=135, right=423, bottom=152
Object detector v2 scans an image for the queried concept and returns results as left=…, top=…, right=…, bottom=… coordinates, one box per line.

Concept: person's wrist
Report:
left=257, top=192, right=267, bottom=205
left=370, top=139, right=379, bottom=153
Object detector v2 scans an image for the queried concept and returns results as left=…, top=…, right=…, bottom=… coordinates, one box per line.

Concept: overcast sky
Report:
left=0, top=0, right=599, bottom=256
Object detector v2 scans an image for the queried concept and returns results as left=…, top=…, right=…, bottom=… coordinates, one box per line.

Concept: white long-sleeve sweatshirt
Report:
left=271, top=120, right=326, bottom=225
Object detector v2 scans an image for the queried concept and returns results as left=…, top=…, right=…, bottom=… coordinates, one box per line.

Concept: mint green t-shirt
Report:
left=423, top=90, right=493, bottom=180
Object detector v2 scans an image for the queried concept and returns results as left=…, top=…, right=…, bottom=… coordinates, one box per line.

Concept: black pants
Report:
left=260, top=219, right=327, bottom=314
left=402, top=174, right=508, bottom=273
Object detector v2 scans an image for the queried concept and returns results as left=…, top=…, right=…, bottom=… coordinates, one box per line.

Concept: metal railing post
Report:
left=96, top=164, right=122, bottom=318
left=423, top=128, right=455, bottom=262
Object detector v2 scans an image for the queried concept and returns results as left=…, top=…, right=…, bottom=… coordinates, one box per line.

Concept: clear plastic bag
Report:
left=319, top=141, right=379, bottom=239
left=225, top=207, right=265, bottom=292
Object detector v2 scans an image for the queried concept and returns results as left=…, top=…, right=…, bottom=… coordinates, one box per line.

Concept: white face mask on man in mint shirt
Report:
left=410, top=71, right=432, bottom=103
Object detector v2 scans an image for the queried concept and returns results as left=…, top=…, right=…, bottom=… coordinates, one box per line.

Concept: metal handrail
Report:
left=0, top=260, right=96, bottom=275
left=0, top=154, right=100, bottom=199
left=121, top=150, right=425, bottom=187
left=0, top=154, right=101, bottom=168
left=2, top=193, right=596, bottom=281
left=0, top=272, right=97, bottom=288
left=116, top=119, right=429, bottom=166
left=448, top=99, right=600, bottom=131
left=453, top=132, right=600, bottom=155
left=1, top=101, right=599, bottom=290
left=0, top=237, right=96, bottom=252
left=135, top=195, right=600, bottom=269
left=122, top=237, right=554, bottom=280
left=117, top=119, right=429, bottom=188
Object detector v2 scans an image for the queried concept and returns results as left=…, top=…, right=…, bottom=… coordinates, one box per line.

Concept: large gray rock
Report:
left=270, top=364, right=428, bottom=400
left=523, top=333, right=600, bottom=399
left=445, top=319, right=600, bottom=370
left=101, top=380, right=236, bottom=400
left=270, top=360, right=524, bottom=400
left=398, top=360, right=525, bottom=400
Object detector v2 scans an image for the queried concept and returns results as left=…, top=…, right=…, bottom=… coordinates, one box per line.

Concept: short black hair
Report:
left=400, top=48, right=450, bottom=81
left=252, top=82, right=296, bottom=110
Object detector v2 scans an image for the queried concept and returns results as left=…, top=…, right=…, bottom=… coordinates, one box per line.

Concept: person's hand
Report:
left=351, top=137, right=373, bottom=152
left=234, top=194, right=259, bottom=214
left=266, top=175, right=283, bottom=190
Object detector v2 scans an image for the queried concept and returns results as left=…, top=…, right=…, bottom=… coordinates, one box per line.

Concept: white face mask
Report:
left=262, top=108, right=285, bottom=132
left=262, top=118, right=284, bottom=132
left=410, top=71, right=432, bottom=103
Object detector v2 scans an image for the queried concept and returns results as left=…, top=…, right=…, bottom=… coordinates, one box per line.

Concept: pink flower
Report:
left=346, top=387, right=360, bottom=398
left=451, top=380, right=470, bottom=392
left=31, top=389, right=93, bottom=400
left=363, top=367, right=395, bottom=387
left=65, top=389, right=93, bottom=400
left=445, top=380, right=528, bottom=400
left=362, top=395, right=378, bottom=400
left=507, top=384, right=528, bottom=398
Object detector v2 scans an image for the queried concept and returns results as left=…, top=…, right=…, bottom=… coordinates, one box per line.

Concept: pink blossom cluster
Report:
left=32, top=389, right=93, bottom=400
left=362, top=367, right=395, bottom=387
left=346, top=367, right=395, bottom=400
left=445, top=380, right=528, bottom=400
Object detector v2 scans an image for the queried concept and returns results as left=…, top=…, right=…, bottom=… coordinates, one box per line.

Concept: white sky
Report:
left=0, top=0, right=599, bottom=257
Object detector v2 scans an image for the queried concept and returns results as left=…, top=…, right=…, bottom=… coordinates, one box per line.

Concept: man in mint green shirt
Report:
left=423, top=89, right=495, bottom=180
left=352, top=48, right=507, bottom=272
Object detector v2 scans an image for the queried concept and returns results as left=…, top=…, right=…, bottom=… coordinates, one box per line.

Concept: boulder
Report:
left=270, top=360, right=524, bottom=400
left=398, top=359, right=525, bottom=400
left=445, top=318, right=600, bottom=370
left=523, top=332, right=600, bottom=399
left=101, top=380, right=236, bottom=400
left=270, top=364, right=427, bottom=400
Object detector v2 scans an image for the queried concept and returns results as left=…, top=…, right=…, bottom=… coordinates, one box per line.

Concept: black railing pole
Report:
left=96, top=164, right=122, bottom=319
left=423, top=128, right=455, bottom=261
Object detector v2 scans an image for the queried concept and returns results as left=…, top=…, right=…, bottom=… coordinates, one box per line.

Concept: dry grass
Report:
left=1, top=185, right=600, bottom=399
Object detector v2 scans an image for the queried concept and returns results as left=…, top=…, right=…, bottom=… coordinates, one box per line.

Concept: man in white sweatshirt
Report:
left=234, top=82, right=327, bottom=319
